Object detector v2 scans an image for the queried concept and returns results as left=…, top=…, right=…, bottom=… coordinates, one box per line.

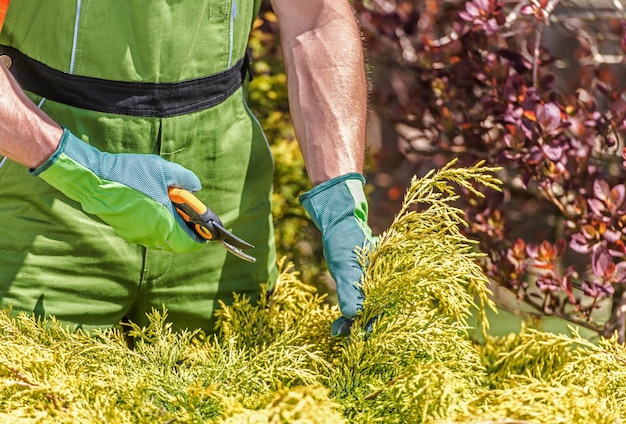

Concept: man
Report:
left=0, top=0, right=373, bottom=337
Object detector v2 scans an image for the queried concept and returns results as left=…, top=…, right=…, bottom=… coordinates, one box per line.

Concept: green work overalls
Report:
left=0, top=0, right=277, bottom=332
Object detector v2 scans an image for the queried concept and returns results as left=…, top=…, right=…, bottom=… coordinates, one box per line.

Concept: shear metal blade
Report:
left=213, top=222, right=255, bottom=250
left=220, top=240, right=257, bottom=263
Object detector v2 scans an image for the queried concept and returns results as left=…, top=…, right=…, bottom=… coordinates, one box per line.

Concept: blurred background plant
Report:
left=249, top=0, right=626, bottom=341
left=356, top=0, right=626, bottom=341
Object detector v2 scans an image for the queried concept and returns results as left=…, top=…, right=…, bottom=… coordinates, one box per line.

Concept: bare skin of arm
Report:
left=0, top=63, right=62, bottom=169
left=269, top=0, right=367, bottom=186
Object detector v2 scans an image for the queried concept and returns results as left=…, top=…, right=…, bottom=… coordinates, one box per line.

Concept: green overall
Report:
left=0, top=0, right=277, bottom=332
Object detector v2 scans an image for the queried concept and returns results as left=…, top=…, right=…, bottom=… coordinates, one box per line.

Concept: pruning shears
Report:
left=168, top=187, right=256, bottom=263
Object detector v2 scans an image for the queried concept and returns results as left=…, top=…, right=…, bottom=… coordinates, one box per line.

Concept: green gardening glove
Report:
left=31, top=128, right=207, bottom=252
left=299, top=173, right=375, bottom=337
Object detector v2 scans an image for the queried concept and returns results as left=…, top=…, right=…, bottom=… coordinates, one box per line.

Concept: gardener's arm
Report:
left=271, top=0, right=374, bottom=336
left=270, top=0, right=367, bottom=184
left=0, top=62, right=62, bottom=168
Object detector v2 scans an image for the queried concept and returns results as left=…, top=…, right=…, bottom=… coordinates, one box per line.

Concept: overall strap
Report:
left=0, top=45, right=250, bottom=118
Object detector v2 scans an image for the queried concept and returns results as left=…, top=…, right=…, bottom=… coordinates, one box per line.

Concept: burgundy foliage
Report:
left=355, top=0, right=626, bottom=340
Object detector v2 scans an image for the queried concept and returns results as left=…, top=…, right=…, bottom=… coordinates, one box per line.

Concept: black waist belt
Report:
left=0, top=45, right=248, bottom=118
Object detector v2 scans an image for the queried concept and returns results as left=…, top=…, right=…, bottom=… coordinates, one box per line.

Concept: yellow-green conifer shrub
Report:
left=457, top=327, right=626, bottom=423
left=326, top=160, right=501, bottom=423
left=2, top=161, right=626, bottom=423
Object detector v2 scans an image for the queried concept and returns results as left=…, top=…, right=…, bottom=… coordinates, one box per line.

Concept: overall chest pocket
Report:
left=72, top=0, right=237, bottom=82
left=209, top=1, right=230, bottom=22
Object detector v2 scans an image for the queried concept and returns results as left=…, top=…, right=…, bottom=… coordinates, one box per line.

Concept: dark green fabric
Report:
left=0, top=0, right=275, bottom=333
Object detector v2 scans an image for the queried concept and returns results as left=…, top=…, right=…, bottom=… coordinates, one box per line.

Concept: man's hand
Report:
left=300, top=173, right=375, bottom=337
left=32, top=128, right=206, bottom=252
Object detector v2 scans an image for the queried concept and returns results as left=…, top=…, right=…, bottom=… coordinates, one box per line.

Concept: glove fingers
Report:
left=162, top=161, right=202, bottom=193
left=325, top=232, right=373, bottom=318
left=35, top=129, right=205, bottom=252
left=300, top=173, right=375, bottom=325
left=100, top=154, right=205, bottom=247
left=331, top=316, right=353, bottom=337
left=331, top=315, right=379, bottom=338
left=332, top=258, right=365, bottom=318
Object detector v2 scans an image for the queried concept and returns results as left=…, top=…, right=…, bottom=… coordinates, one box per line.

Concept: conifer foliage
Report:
left=2, top=162, right=626, bottom=423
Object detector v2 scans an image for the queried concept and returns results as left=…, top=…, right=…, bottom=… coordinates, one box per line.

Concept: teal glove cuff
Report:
left=32, top=128, right=206, bottom=252
left=299, top=173, right=374, bottom=336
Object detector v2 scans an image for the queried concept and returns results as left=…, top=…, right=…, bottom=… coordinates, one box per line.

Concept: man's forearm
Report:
left=0, top=63, right=62, bottom=169
left=272, top=1, right=367, bottom=185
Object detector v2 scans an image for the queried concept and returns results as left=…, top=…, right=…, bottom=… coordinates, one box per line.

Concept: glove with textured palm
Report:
left=31, top=128, right=206, bottom=252
left=300, top=173, right=375, bottom=337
